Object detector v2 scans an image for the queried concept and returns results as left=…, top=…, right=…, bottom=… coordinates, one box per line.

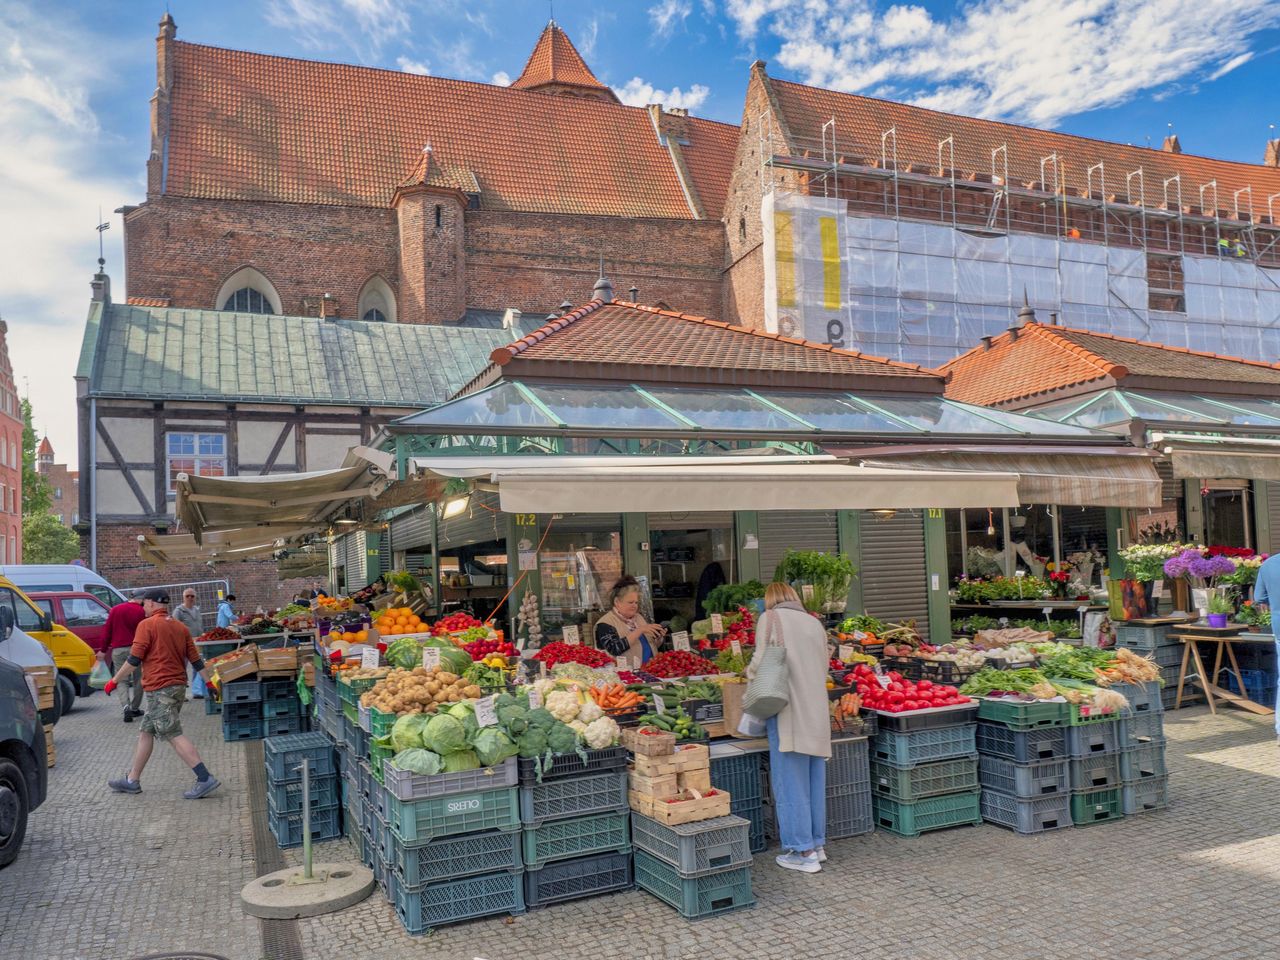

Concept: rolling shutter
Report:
left=859, top=511, right=930, bottom=640
left=1266, top=481, right=1280, bottom=556
left=648, top=512, right=734, bottom=531
left=390, top=507, right=433, bottom=552
left=437, top=491, right=505, bottom=550
left=350, top=532, right=369, bottom=586
left=757, top=511, right=839, bottom=582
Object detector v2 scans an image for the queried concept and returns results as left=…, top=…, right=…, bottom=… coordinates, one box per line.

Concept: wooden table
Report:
left=1171, top=629, right=1276, bottom=716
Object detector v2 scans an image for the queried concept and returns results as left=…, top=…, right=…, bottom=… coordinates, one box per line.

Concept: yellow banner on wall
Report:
left=774, top=211, right=796, bottom=308
left=820, top=216, right=840, bottom=310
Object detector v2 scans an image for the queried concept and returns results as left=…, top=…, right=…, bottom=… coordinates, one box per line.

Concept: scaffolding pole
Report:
left=1039, top=153, right=1061, bottom=237
left=1087, top=162, right=1108, bottom=245
left=1125, top=168, right=1148, bottom=250
left=821, top=117, right=838, bottom=201
left=988, top=144, right=1009, bottom=233
left=1163, top=174, right=1184, bottom=254
left=880, top=127, right=900, bottom=220
left=1200, top=180, right=1220, bottom=253
left=937, top=135, right=956, bottom=228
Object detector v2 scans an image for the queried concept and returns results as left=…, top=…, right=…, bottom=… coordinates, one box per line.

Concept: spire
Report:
left=511, top=22, right=619, bottom=103
left=38, top=436, right=53, bottom=458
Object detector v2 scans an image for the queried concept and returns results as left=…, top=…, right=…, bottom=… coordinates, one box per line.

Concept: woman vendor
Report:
left=594, top=575, right=666, bottom=666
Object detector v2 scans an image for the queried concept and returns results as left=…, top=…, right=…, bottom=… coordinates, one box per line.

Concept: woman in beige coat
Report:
left=748, top=582, right=832, bottom=873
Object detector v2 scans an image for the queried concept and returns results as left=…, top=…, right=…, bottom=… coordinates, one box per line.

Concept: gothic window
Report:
left=215, top=266, right=282, bottom=315
left=357, top=276, right=397, bottom=324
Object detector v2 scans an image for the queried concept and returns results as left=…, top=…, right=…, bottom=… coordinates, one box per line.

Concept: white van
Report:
left=0, top=565, right=128, bottom=608
left=0, top=618, right=61, bottom=725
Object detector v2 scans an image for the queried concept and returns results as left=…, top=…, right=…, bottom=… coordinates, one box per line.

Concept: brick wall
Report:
left=395, top=189, right=467, bottom=324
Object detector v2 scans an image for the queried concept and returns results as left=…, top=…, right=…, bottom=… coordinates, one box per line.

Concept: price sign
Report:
left=730, top=639, right=742, bottom=656
left=361, top=647, right=380, bottom=669
left=875, top=673, right=891, bottom=689
left=562, top=624, right=580, bottom=645
left=1041, top=607, right=1053, bottom=618
left=615, top=655, right=630, bottom=671
left=528, top=687, right=543, bottom=709
left=421, top=647, right=440, bottom=670
left=652, top=694, right=666, bottom=716
left=838, top=644, right=855, bottom=662
left=474, top=695, right=498, bottom=728
left=539, top=660, right=547, bottom=679
left=853, top=630, right=868, bottom=642
left=801, top=584, right=815, bottom=602
left=672, top=631, right=690, bottom=652
left=709, top=614, right=724, bottom=635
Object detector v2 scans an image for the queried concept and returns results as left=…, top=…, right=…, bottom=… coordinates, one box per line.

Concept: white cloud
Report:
left=579, top=16, right=600, bottom=57
left=725, top=0, right=1280, bottom=127
left=649, top=0, right=692, bottom=38
left=0, top=5, right=135, bottom=471
left=265, top=0, right=411, bottom=57
left=613, top=76, right=711, bottom=111
left=396, top=56, right=430, bottom=75
left=491, top=70, right=511, bottom=86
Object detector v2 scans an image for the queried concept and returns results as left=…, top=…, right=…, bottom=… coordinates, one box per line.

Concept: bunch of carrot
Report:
left=589, top=684, right=644, bottom=712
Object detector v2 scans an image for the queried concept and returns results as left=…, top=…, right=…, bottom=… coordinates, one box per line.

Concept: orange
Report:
left=356, top=630, right=368, bottom=642
left=329, top=629, right=341, bottom=640
left=343, top=631, right=357, bottom=642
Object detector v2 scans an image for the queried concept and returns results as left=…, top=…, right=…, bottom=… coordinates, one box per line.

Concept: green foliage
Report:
left=22, top=510, right=79, bottom=563
left=21, top=398, right=53, bottom=517
left=703, top=581, right=766, bottom=614
left=772, top=550, right=857, bottom=612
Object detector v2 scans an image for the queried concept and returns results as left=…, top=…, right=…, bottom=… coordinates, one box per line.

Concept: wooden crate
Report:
left=678, top=768, right=712, bottom=793
left=628, top=770, right=679, bottom=799
left=211, top=646, right=258, bottom=683
left=26, top=667, right=56, bottom=711
left=633, top=743, right=711, bottom=778
left=257, top=648, right=298, bottom=672
left=43, top=724, right=54, bottom=768
left=629, top=788, right=731, bottom=825
left=300, top=661, right=316, bottom=687
left=622, top=726, right=676, bottom=757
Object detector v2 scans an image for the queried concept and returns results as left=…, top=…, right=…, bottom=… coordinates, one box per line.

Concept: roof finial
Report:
left=96, top=206, right=110, bottom=271
left=592, top=257, right=614, bottom=303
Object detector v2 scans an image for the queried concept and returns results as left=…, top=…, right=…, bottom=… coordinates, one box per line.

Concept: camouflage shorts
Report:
left=140, top=685, right=187, bottom=740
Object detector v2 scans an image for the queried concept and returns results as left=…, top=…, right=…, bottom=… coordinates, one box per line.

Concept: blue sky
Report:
left=3, top=0, right=1280, bottom=468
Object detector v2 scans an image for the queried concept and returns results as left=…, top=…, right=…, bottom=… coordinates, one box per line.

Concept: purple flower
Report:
left=1163, top=548, right=1201, bottom=579
left=1188, top=554, right=1236, bottom=580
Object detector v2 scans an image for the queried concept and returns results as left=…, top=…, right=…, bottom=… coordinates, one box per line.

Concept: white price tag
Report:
left=421, top=647, right=440, bottom=670
left=672, top=631, right=690, bottom=652
left=853, top=630, right=868, bottom=642
left=1077, top=605, right=1090, bottom=614
left=527, top=687, right=543, bottom=709
left=801, top=584, right=815, bottom=602
left=875, top=673, right=891, bottom=689
left=474, top=695, right=498, bottom=728
left=709, top=614, right=724, bottom=635
left=562, top=624, right=580, bottom=645
left=1041, top=607, right=1053, bottom=618
left=838, top=644, right=855, bottom=662
left=1015, top=570, right=1026, bottom=578
left=730, top=639, right=742, bottom=656
left=360, top=647, right=380, bottom=668
left=615, top=655, right=630, bottom=671
left=652, top=694, right=666, bottom=716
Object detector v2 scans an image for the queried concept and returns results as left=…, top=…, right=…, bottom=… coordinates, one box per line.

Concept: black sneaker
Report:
left=122, top=714, right=134, bottom=723
left=128, top=709, right=145, bottom=718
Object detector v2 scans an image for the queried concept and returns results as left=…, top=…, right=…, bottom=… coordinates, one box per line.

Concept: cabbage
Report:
left=440, top=749, right=481, bottom=772
left=472, top=728, right=518, bottom=767
left=390, top=713, right=430, bottom=752
left=421, top=714, right=467, bottom=755
left=390, top=748, right=444, bottom=775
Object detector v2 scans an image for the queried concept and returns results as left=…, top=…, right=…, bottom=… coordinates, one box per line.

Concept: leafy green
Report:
left=421, top=714, right=467, bottom=754
left=959, top=667, right=1049, bottom=696
left=704, top=581, right=766, bottom=614
left=440, top=749, right=481, bottom=773
left=390, top=713, right=431, bottom=752
left=390, top=748, right=444, bottom=775
left=473, top=728, right=518, bottom=766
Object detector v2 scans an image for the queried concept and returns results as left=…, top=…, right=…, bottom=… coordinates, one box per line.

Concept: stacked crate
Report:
left=827, top=736, right=874, bottom=840
left=313, top=669, right=341, bottom=742
left=222, top=678, right=310, bottom=742
left=521, top=747, right=632, bottom=910
left=1114, top=623, right=1188, bottom=709
left=709, top=746, right=767, bottom=852
left=975, top=699, right=1072, bottom=834
left=264, top=732, right=341, bottom=848
left=1065, top=704, right=1126, bottom=826
left=870, top=705, right=982, bottom=837
left=1115, top=680, right=1170, bottom=815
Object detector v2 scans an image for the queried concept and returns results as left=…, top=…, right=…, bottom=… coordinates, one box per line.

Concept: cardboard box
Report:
left=628, top=769, right=679, bottom=799
left=257, top=647, right=298, bottom=672
left=43, top=724, right=54, bottom=769
left=629, top=788, right=731, bottom=824
left=25, top=666, right=56, bottom=711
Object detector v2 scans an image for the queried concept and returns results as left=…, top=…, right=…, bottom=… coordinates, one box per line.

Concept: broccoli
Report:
left=517, top=727, right=549, bottom=759
left=526, top=707, right=556, bottom=732
left=498, top=703, right=529, bottom=737
left=494, top=692, right=515, bottom=711
left=547, top=722, right=588, bottom=765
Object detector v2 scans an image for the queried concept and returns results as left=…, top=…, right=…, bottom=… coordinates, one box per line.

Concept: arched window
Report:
left=357, top=275, right=396, bottom=324
left=215, top=267, right=282, bottom=315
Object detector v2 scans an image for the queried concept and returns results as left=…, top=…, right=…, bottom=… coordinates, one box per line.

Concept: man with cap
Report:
left=104, top=588, right=221, bottom=799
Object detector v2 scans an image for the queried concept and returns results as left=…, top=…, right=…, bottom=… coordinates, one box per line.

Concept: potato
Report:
left=438, top=672, right=457, bottom=684
left=463, top=685, right=482, bottom=698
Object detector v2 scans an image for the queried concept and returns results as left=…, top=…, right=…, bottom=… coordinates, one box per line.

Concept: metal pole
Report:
left=300, top=757, right=313, bottom=880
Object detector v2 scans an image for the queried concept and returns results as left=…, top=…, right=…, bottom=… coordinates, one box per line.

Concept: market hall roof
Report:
left=76, top=294, right=543, bottom=407
left=940, top=320, right=1280, bottom=408
left=161, top=34, right=737, bottom=218
left=468, top=299, right=946, bottom=394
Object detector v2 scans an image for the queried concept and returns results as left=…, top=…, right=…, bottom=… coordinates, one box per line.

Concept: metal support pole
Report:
left=301, top=757, right=313, bottom=880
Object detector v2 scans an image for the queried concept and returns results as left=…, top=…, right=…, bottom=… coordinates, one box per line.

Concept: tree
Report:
left=22, top=511, right=80, bottom=563
left=21, top=398, right=52, bottom=516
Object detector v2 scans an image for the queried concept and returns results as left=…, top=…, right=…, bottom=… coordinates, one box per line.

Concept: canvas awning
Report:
left=410, top=455, right=1019, bottom=513
left=1153, top=433, right=1280, bottom=482
left=825, top=445, right=1162, bottom=507
left=138, top=527, right=318, bottom=567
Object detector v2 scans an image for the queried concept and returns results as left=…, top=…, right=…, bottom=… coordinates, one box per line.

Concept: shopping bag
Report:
left=89, top=660, right=112, bottom=690
left=742, top=612, right=789, bottom=719
left=736, top=711, right=766, bottom=738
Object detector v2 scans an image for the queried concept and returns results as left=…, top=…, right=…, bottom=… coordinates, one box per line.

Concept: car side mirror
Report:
left=0, top=606, right=13, bottom=640
left=39, top=614, right=53, bottom=633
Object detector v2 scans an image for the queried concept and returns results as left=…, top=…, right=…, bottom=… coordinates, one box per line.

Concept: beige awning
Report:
left=1154, top=433, right=1280, bottom=482
left=138, top=528, right=316, bottom=567
left=829, top=447, right=1161, bottom=507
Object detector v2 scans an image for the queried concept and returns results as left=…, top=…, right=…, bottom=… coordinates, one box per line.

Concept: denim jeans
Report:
left=766, top=715, right=826, bottom=852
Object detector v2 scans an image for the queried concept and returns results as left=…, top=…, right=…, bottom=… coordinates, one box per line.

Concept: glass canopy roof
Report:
left=1027, top=389, right=1280, bottom=431
left=390, top=381, right=1108, bottom=439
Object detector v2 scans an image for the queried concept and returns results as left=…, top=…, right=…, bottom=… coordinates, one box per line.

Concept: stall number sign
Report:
left=361, top=647, right=380, bottom=669
left=421, top=647, right=441, bottom=670
left=528, top=687, right=543, bottom=709
left=709, top=614, right=724, bottom=635
left=475, top=695, right=498, bottom=728
left=652, top=694, right=666, bottom=716
left=730, top=640, right=742, bottom=656
left=838, top=644, right=855, bottom=662
left=562, top=625, right=581, bottom=646
left=672, top=631, right=690, bottom=652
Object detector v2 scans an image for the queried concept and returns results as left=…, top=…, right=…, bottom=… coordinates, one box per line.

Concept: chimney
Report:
left=592, top=274, right=614, bottom=303
left=558, top=299, right=573, bottom=316
left=91, top=270, right=111, bottom=304
left=1265, top=139, right=1280, bottom=167
left=980, top=336, right=993, bottom=351
left=628, top=286, right=639, bottom=302
left=1162, top=134, right=1181, bottom=154
left=1049, top=312, right=1059, bottom=326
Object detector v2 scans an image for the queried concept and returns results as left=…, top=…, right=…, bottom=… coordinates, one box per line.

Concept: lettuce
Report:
left=472, top=728, right=518, bottom=767
left=440, top=749, right=481, bottom=773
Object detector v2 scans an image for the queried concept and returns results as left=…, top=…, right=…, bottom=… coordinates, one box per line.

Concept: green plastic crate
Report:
left=392, top=869, right=525, bottom=935
left=370, top=741, right=394, bottom=785
left=976, top=697, right=1070, bottom=729
left=521, top=811, right=631, bottom=869
left=391, top=827, right=523, bottom=887
left=369, top=706, right=397, bottom=740
left=1067, top=702, right=1122, bottom=726
left=1070, top=787, right=1124, bottom=825
left=872, top=789, right=982, bottom=837
left=869, top=756, right=979, bottom=802
left=385, top=787, right=520, bottom=844
left=633, top=850, right=754, bottom=920
left=338, top=674, right=381, bottom=706
left=342, top=702, right=358, bottom=725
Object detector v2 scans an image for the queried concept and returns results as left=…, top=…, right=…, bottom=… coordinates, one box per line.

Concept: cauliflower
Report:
left=545, top=690, right=580, bottom=723
left=568, top=719, right=588, bottom=734
left=531, top=678, right=557, bottom=700
left=577, top=700, right=604, bottom=724
left=583, top=716, right=620, bottom=750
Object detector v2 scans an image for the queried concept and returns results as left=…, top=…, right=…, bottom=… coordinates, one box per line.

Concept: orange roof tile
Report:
left=511, top=23, right=615, bottom=100
left=37, top=436, right=53, bottom=456
left=164, top=41, right=737, bottom=219
left=942, top=321, right=1280, bottom=406
left=768, top=76, right=1280, bottom=211
left=126, top=295, right=171, bottom=307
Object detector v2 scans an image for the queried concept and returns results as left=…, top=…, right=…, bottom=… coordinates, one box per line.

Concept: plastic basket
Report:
left=265, top=774, right=339, bottom=814
left=709, top=752, right=765, bottom=804
left=517, top=746, right=629, bottom=785
left=204, top=698, right=222, bottom=716
left=386, top=786, right=520, bottom=844
left=1118, top=710, right=1165, bottom=746
left=383, top=757, right=518, bottom=802
left=223, top=701, right=259, bottom=723
left=370, top=740, right=394, bottom=785
left=826, top=784, right=874, bottom=840
left=978, top=755, right=1069, bottom=798
left=1109, top=681, right=1163, bottom=714
left=393, top=869, right=525, bottom=936
left=872, top=724, right=976, bottom=766
left=524, top=850, right=633, bottom=909
left=1068, top=753, right=1123, bottom=791
left=521, top=810, right=631, bottom=869
left=980, top=790, right=1072, bottom=833
left=222, top=681, right=262, bottom=704
left=870, top=756, right=978, bottom=802
left=222, top=716, right=263, bottom=742
left=264, top=732, right=337, bottom=781
left=869, top=702, right=979, bottom=733
left=827, top=737, right=871, bottom=790
left=1120, top=740, right=1168, bottom=782
left=390, top=827, right=522, bottom=887
left=261, top=698, right=300, bottom=719
left=975, top=722, right=1068, bottom=763
left=262, top=679, right=296, bottom=702
left=368, top=706, right=397, bottom=740
left=633, top=850, right=754, bottom=920
left=1065, top=721, right=1120, bottom=758
left=1123, top=775, right=1169, bottom=814
left=917, top=659, right=982, bottom=685
left=1067, top=702, right=1123, bottom=726
left=519, top=770, right=628, bottom=826
left=1154, top=645, right=1186, bottom=669
left=872, top=790, right=982, bottom=837
left=267, top=803, right=342, bottom=848
left=630, top=813, right=752, bottom=878
left=733, top=799, right=768, bottom=852
left=264, top=715, right=307, bottom=738
left=976, top=697, right=1070, bottom=729
left=1070, top=787, right=1124, bottom=825
left=1114, top=623, right=1172, bottom=651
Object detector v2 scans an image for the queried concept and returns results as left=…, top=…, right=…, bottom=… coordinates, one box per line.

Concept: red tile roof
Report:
left=37, top=436, right=53, bottom=456
left=164, top=41, right=737, bottom=219
left=511, top=23, right=616, bottom=100
left=768, top=75, right=1280, bottom=211
left=942, top=321, right=1280, bottom=406
left=126, top=295, right=171, bottom=307
left=476, top=298, right=944, bottom=393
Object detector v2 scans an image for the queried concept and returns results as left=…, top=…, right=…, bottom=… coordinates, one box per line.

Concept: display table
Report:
left=1171, top=627, right=1276, bottom=716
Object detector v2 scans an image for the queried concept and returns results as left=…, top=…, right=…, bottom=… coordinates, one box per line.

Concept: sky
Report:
left=3, top=0, right=1279, bottom=471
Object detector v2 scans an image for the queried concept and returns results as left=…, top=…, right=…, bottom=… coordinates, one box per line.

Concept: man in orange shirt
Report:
left=104, top=588, right=221, bottom=799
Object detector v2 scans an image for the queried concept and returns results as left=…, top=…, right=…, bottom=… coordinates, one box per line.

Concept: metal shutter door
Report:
left=437, top=491, right=506, bottom=549
left=648, top=512, right=734, bottom=531
left=859, top=511, right=930, bottom=640
left=1266, top=482, right=1280, bottom=556
left=391, top=507, right=433, bottom=551
left=350, top=532, right=369, bottom=586
left=757, top=511, right=839, bottom=582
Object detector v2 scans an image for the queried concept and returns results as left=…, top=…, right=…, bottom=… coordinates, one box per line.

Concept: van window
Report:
left=86, top=584, right=126, bottom=607
left=63, top=598, right=109, bottom=627
left=0, top=587, right=46, bottom=631
left=26, top=583, right=74, bottom=592
left=32, top=599, right=53, bottom=618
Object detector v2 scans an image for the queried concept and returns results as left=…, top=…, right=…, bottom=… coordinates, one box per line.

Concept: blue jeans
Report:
left=766, top=715, right=826, bottom=852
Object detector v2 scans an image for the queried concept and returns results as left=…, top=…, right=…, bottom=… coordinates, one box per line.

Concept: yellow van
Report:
left=0, top=576, right=95, bottom=716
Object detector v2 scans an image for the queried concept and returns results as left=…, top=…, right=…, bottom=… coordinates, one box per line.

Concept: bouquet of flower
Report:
left=1047, top=569, right=1072, bottom=598
left=1163, top=548, right=1237, bottom=588
left=1119, top=543, right=1183, bottom=582
left=1220, top=554, right=1265, bottom=588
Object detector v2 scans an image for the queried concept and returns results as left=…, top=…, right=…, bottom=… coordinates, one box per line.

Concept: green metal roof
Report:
left=81, top=302, right=542, bottom=407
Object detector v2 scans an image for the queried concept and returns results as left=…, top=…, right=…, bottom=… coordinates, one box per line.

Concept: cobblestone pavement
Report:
left=3, top=693, right=1277, bottom=960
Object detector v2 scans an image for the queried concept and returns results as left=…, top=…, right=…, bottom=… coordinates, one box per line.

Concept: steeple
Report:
left=511, top=22, right=619, bottom=103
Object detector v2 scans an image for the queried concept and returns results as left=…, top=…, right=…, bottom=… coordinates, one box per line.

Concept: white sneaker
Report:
left=775, top=851, right=821, bottom=873
left=815, top=846, right=828, bottom=863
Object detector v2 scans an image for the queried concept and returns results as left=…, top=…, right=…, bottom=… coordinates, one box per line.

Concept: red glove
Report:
left=104, top=679, right=117, bottom=695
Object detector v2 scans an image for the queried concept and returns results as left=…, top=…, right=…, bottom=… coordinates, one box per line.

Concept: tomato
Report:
left=889, top=682, right=904, bottom=693
left=956, top=695, right=971, bottom=704
left=917, top=679, right=933, bottom=690
left=903, top=700, right=919, bottom=710
left=886, top=704, right=903, bottom=713
left=887, top=691, right=904, bottom=704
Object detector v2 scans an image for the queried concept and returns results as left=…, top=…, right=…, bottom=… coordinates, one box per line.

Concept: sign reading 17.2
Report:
left=513, top=514, right=537, bottom=526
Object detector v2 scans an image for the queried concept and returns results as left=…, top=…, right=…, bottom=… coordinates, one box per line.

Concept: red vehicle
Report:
left=26, top=591, right=111, bottom=655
